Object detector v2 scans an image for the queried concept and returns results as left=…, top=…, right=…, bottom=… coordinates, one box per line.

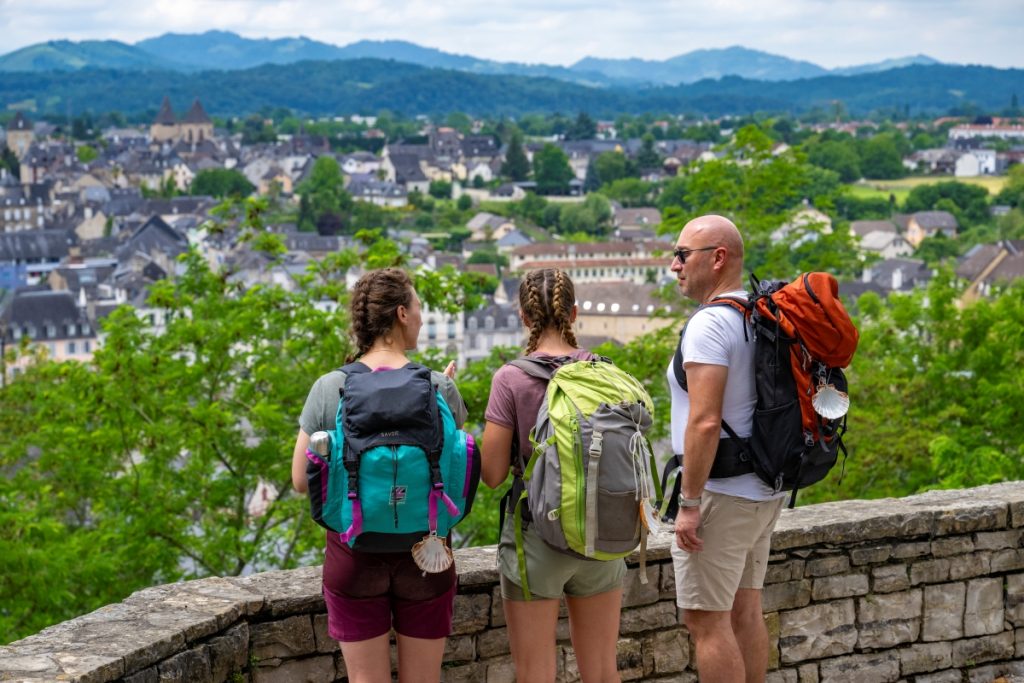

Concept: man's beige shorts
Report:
left=671, top=489, right=785, bottom=611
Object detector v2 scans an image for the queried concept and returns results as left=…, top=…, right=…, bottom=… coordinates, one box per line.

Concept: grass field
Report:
left=847, top=176, right=1007, bottom=204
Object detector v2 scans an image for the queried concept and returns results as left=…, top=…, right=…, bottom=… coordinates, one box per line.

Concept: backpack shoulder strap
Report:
left=508, top=355, right=574, bottom=381
left=672, top=299, right=749, bottom=389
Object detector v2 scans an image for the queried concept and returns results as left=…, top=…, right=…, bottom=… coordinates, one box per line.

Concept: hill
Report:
left=0, top=40, right=169, bottom=72
left=0, top=60, right=1020, bottom=118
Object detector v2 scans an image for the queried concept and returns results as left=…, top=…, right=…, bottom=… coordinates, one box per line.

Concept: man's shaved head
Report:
left=671, top=214, right=746, bottom=303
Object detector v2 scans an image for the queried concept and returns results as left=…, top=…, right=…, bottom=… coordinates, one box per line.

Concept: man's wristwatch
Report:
left=678, top=494, right=702, bottom=508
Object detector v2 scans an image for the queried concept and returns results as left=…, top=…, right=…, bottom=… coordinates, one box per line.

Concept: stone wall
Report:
left=5, top=483, right=1024, bottom=682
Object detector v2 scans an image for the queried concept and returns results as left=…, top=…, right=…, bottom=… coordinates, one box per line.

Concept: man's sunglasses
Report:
left=672, top=246, right=719, bottom=263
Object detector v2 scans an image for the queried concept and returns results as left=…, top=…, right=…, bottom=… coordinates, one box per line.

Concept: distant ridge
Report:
left=0, top=31, right=954, bottom=86
left=0, top=60, right=1019, bottom=119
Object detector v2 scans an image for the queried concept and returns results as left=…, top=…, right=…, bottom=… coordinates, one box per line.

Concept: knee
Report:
left=682, top=610, right=727, bottom=641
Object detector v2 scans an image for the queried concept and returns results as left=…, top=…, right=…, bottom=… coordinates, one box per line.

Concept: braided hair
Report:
left=348, top=268, right=414, bottom=360
left=518, top=268, right=578, bottom=354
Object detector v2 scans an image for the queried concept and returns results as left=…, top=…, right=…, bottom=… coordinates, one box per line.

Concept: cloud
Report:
left=0, top=0, right=1021, bottom=68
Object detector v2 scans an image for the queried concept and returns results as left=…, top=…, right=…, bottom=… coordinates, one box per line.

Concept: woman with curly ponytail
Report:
left=290, top=268, right=466, bottom=683
left=480, top=268, right=625, bottom=683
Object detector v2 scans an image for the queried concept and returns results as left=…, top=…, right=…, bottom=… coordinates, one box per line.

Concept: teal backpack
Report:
left=506, top=356, right=660, bottom=599
left=305, top=362, right=480, bottom=552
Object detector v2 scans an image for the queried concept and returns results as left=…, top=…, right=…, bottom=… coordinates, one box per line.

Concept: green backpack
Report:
left=507, top=356, right=660, bottom=599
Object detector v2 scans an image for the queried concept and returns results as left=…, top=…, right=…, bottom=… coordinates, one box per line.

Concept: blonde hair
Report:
left=518, top=268, right=578, bottom=353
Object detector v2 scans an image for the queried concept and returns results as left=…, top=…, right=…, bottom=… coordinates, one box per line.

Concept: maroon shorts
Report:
left=322, top=532, right=457, bottom=642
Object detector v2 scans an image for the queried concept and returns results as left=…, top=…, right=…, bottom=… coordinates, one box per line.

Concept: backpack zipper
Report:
left=571, top=412, right=584, bottom=535
left=391, top=446, right=399, bottom=529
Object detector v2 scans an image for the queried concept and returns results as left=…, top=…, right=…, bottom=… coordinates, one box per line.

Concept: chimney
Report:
left=862, top=267, right=873, bottom=283
left=892, top=268, right=903, bottom=291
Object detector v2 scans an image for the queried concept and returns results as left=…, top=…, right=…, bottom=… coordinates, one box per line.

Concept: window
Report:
left=484, top=316, right=494, bottom=331
left=468, top=318, right=478, bottom=331
left=427, top=320, right=437, bottom=341
left=46, top=324, right=57, bottom=338
left=67, top=341, right=76, bottom=354
left=447, top=318, right=456, bottom=339
left=84, top=341, right=91, bottom=353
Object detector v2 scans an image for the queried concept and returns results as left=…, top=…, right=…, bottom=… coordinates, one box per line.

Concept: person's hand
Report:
left=444, top=360, right=456, bottom=379
left=674, top=506, right=703, bottom=553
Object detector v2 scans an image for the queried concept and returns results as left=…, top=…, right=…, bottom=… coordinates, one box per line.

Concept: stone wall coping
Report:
left=3, top=482, right=1024, bottom=682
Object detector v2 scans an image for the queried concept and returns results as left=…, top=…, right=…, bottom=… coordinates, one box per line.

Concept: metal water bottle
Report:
left=309, top=431, right=332, bottom=460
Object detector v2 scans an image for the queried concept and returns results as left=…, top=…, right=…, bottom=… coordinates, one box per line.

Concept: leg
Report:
left=504, top=595, right=561, bottom=683
left=682, top=608, right=744, bottom=683
left=395, top=634, right=446, bottom=683
left=731, top=589, right=768, bottom=683
left=565, top=587, right=623, bottom=683
left=339, top=634, right=392, bottom=683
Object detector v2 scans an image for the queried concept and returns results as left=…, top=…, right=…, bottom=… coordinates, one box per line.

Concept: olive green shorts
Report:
left=498, top=518, right=626, bottom=601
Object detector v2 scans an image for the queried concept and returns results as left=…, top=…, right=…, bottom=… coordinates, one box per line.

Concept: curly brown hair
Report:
left=518, top=268, right=578, bottom=354
left=348, top=268, right=414, bottom=359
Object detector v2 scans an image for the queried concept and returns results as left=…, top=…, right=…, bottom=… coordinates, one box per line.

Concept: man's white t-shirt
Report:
left=666, top=291, right=784, bottom=502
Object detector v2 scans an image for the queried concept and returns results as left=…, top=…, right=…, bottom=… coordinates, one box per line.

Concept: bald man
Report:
left=667, top=215, right=786, bottom=683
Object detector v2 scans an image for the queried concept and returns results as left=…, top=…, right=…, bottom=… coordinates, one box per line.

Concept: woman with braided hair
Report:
left=291, top=268, right=466, bottom=683
left=481, top=268, right=625, bottom=683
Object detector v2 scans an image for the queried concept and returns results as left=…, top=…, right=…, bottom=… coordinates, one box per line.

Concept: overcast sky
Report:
left=1, top=0, right=1021, bottom=69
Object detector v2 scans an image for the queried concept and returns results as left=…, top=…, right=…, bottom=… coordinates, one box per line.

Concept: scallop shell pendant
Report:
left=412, top=534, right=453, bottom=574
left=811, top=383, right=850, bottom=420
left=640, top=499, right=662, bottom=533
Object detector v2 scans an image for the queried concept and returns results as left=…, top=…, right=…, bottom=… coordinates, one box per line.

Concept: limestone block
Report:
left=205, top=623, right=250, bottom=682
left=642, top=628, right=688, bottom=675
left=991, top=548, right=1024, bottom=572
left=251, top=655, right=335, bottom=683
left=1018, top=626, right=1024, bottom=658
left=850, top=545, right=892, bottom=566
left=619, top=602, right=678, bottom=635
left=964, top=577, right=1004, bottom=636
left=490, top=586, right=506, bottom=627
left=811, top=573, right=869, bottom=601
left=974, top=529, right=1022, bottom=550
left=249, top=615, right=315, bottom=661
left=621, top=564, right=660, bottom=607
left=805, top=556, right=850, bottom=577
left=897, top=641, right=952, bottom=675
left=872, top=564, right=910, bottom=593
left=766, top=612, right=780, bottom=670
left=451, top=593, right=491, bottom=635
left=931, top=535, right=974, bottom=557
left=232, top=566, right=324, bottom=618
left=966, top=659, right=1024, bottom=683
left=443, top=634, right=475, bottom=663
left=797, top=662, right=819, bottom=683
left=763, top=580, right=812, bottom=613
left=766, top=669, right=797, bottom=683
left=310, top=615, right=338, bottom=655
left=659, top=560, right=677, bottom=600
left=779, top=599, right=857, bottom=664
left=949, top=552, right=991, bottom=580
left=857, top=590, right=922, bottom=649
left=922, top=582, right=966, bottom=641
left=614, top=637, right=645, bottom=681
left=913, top=670, right=963, bottom=683
left=477, top=627, right=511, bottom=658
left=442, top=661, right=485, bottom=683
left=951, top=631, right=1015, bottom=667
left=1008, top=574, right=1024, bottom=626
left=765, top=560, right=805, bottom=584
left=156, top=647, right=212, bottom=683
left=483, top=655, right=517, bottom=683
left=123, top=667, right=159, bottom=683
left=933, top=502, right=1006, bottom=535
left=892, top=541, right=931, bottom=559
left=911, top=558, right=951, bottom=585
left=818, top=652, right=900, bottom=682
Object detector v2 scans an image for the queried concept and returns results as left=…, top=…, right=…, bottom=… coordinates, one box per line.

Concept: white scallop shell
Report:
left=812, top=384, right=850, bottom=420
left=411, top=534, right=453, bottom=574
left=640, top=499, right=662, bottom=533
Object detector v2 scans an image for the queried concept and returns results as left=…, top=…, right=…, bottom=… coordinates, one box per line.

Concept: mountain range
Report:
left=0, top=31, right=945, bottom=86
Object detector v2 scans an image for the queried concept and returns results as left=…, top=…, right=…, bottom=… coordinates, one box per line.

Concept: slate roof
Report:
left=1, top=288, right=94, bottom=342
left=0, top=230, right=74, bottom=263
left=154, top=97, right=177, bottom=126
left=850, top=220, right=898, bottom=238
left=912, top=211, right=958, bottom=231
left=7, top=111, right=32, bottom=132
left=182, top=99, right=212, bottom=124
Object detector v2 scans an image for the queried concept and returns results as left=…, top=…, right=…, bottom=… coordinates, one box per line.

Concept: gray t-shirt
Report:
left=299, top=366, right=468, bottom=436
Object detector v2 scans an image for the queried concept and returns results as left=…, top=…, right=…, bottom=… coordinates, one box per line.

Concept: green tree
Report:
left=428, top=180, right=452, bottom=199
left=635, top=133, right=661, bottom=169
left=0, top=146, right=20, bottom=179
left=557, top=194, right=612, bottom=236
left=190, top=168, right=256, bottom=198
left=601, top=178, right=654, bottom=208
left=501, top=131, right=530, bottom=182
left=75, top=145, right=98, bottom=164
left=296, top=156, right=354, bottom=234
left=858, top=134, right=906, bottom=180
left=566, top=112, right=597, bottom=141
left=594, top=151, right=632, bottom=186
left=805, top=139, right=861, bottom=183
left=456, top=194, right=473, bottom=211
left=532, top=143, right=574, bottom=196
